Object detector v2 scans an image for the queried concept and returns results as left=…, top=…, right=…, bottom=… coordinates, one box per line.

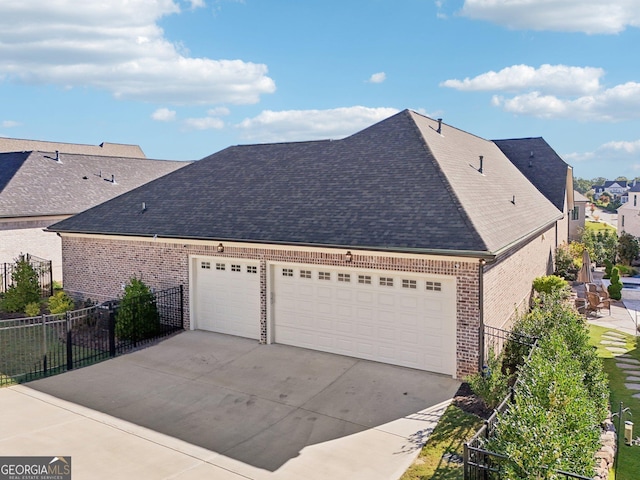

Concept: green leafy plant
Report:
left=532, top=275, right=569, bottom=296
left=48, top=291, right=75, bottom=314
left=115, top=277, right=160, bottom=342
left=0, top=256, right=41, bottom=313
left=467, top=349, right=511, bottom=410
left=603, top=259, right=613, bottom=279
left=24, top=301, right=40, bottom=317
left=617, top=232, right=640, bottom=266
left=608, top=267, right=623, bottom=300
left=554, top=244, right=578, bottom=280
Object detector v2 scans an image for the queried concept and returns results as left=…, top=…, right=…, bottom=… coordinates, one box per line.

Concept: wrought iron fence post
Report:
left=41, top=314, right=48, bottom=376
left=179, top=284, right=184, bottom=328
left=66, top=311, right=73, bottom=371
left=108, top=306, right=116, bottom=357
left=463, top=443, right=469, bottom=480
left=48, top=260, right=53, bottom=297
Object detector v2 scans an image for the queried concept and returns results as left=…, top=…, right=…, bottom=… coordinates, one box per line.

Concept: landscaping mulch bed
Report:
left=452, top=382, right=493, bottom=419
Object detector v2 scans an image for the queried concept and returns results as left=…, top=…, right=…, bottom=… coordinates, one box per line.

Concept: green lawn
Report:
left=589, top=325, right=640, bottom=480
left=400, top=404, right=483, bottom=480
left=585, top=220, right=617, bottom=233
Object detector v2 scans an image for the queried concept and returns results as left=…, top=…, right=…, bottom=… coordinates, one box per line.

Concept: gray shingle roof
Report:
left=0, top=137, right=145, bottom=158
left=493, top=137, right=570, bottom=212
left=0, top=151, right=189, bottom=218
left=50, top=110, right=562, bottom=256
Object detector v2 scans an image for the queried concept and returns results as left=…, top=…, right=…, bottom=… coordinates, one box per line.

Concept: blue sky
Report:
left=1, top=1, right=640, bottom=180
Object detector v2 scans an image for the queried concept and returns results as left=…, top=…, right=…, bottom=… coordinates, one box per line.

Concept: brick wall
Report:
left=483, top=224, right=556, bottom=331
left=61, top=235, right=485, bottom=378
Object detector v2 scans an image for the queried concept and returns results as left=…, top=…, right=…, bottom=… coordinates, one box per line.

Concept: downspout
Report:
left=478, top=258, right=486, bottom=372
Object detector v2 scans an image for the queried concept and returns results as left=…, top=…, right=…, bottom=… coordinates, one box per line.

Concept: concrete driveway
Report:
left=1, top=331, right=460, bottom=479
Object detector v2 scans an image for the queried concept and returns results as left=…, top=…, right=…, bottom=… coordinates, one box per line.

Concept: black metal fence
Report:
left=1, top=254, right=53, bottom=298
left=0, top=286, right=183, bottom=386
left=464, top=325, right=591, bottom=480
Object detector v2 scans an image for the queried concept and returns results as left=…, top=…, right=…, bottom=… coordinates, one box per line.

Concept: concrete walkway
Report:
left=0, top=331, right=460, bottom=480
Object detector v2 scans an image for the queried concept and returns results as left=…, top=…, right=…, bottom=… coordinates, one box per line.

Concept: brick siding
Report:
left=483, top=225, right=556, bottom=331
left=61, top=234, right=556, bottom=379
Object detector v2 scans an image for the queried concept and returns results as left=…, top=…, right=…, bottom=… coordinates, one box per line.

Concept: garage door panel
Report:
left=193, top=257, right=260, bottom=340
left=273, top=265, right=456, bottom=376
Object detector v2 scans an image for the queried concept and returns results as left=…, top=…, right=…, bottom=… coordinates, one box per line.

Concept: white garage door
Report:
left=192, top=257, right=260, bottom=339
left=272, top=265, right=457, bottom=375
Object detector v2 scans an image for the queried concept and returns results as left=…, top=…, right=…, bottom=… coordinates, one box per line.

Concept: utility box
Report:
left=624, top=421, right=634, bottom=445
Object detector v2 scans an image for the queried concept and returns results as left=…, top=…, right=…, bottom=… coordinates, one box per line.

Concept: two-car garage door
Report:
left=191, top=257, right=456, bottom=376
left=273, top=265, right=456, bottom=375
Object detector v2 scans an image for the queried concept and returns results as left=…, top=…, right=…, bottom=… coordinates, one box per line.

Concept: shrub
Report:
left=608, top=267, right=623, bottom=300
left=617, top=232, right=640, bottom=266
left=532, top=275, right=569, bottom=296
left=615, top=264, right=637, bottom=277
left=24, top=302, right=40, bottom=317
left=488, top=333, right=601, bottom=478
left=554, top=244, right=578, bottom=280
left=467, top=349, right=511, bottom=410
left=115, top=278, right=160, bottom=342
left=48, top=291, right=75, bottom=314
left=603, top=259, right=613, bottom=279
left=0, top=257, right=41, bottom=313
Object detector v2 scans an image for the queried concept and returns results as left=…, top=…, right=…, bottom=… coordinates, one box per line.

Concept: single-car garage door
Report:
left=192, top=256, right=260, bottom=339
left=272, top=264, right=457, bottom=375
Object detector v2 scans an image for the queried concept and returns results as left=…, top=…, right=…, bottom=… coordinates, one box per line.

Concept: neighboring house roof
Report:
left=0, top=137, right=146, bottom=158
left=604, top=180, right=628, bottom=188
left=493, top=137, right=570, bottom=212
left=0, top=151, right=189, bottom=218
left=49, top=110, right=562, bottom=256
left=628, top=183, right=640, bottom=193
left=574, top=190, right=589, bottom=202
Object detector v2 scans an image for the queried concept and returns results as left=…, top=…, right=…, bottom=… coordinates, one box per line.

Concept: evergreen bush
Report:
left=467, top=348, right=511, bottom=410
left=48, top=291, right=75, bottom=314
left=0, top=257, right=41, bottom=313
left=24, top=302, right=40, bottom=317
left=115, top=278, right=160, bottom=342
left=608, top=267, right=623, bottom=300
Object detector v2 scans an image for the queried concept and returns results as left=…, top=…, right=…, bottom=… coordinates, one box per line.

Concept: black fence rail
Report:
left=0, top=286, right=183, bottom=386
left=1, top=254, right=53, bottom=298
left=465, top=325, right=591, bottom=479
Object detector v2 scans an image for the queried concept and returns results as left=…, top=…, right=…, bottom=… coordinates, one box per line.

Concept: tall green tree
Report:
left=617, top=232, right=640, bottom=265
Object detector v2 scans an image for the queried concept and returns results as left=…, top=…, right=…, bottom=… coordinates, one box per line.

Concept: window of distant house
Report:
left=571, top=206, right=579, bottom=221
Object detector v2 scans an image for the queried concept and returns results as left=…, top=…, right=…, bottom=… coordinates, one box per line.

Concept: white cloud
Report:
left=564, top=139, right=640, bottom=176
left=1, top=120, right=20, bottom=128
left=183, top=116, right=225, bottom=130
left=460, top=0, right=640, bottom=34
left=444, top=64, right=640, bottom=121
left=207, top=106, right=230, bottom=116
left=442, top=64, right=603, bottom=96
left=368, top=72, right=386, bottom=84
left=492, top=82, right=640, bottom=121
left=151, top=107, right=176, bottom=121
left=236, top=106, right=400, bottom=142
left=0, top=1, right=275, bottom=105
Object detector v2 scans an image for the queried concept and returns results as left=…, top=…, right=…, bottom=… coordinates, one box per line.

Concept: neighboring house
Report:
left=617, top=183, right=640, bottom=237
left=569, top=191, right=589, bottom=241
left=49, top=110, right=565, bottom=379
left=0, top=137, right=146, bottom=158
left=0, top=150, right=189, bottom=280
left=494, top=137, right=575, bottom=246
left=592, top=180, right=630, bottom=202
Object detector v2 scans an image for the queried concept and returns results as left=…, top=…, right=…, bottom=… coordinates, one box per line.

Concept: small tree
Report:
left=0, top=256, right=41, bottom=313
left=608, top=267, right=623, bottom=300
left=48, top=291, right=75, bottom=314
left=532, top=275, right=570, bottom=296
left=115, top=278, right=160, bottom=342
left=617, top=232, right=640, bottom=266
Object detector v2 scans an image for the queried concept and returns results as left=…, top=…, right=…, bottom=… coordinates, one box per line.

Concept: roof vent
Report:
left=142, top=202, right=147, bottom=212
left=104, top=174, right=117, bottom=184
left=55, top=150, right=61, bottom=163
left=479, top=155, right=484, bottom=174
left=511, top=195, right=516, bottom=205
left=437, top=118, right=442, bottom=134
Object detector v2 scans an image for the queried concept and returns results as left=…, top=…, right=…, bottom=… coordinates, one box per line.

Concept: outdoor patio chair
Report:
left=598, top=289, right=612, bottom=313
left=586, top=283, right=598, bottom=293
left=586, top=292, right=606, bottom=316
